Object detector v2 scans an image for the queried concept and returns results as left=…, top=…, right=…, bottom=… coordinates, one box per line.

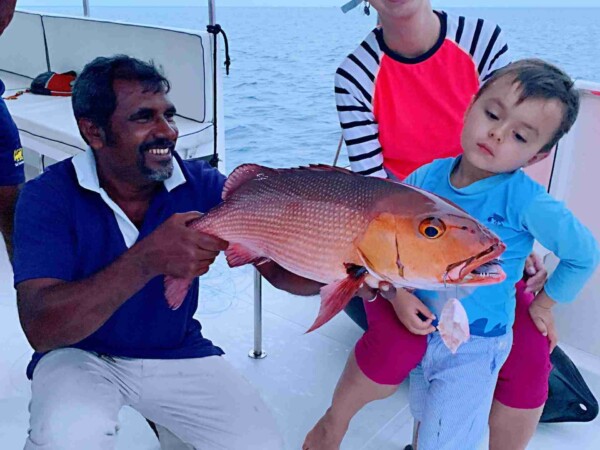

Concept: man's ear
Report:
left=524, top=150, right=551, bottom=168
left=78, top=118, right=107, bottom=150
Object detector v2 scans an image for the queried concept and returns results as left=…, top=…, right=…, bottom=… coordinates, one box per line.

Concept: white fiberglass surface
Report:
left=0, top=242, right=599, bottom=449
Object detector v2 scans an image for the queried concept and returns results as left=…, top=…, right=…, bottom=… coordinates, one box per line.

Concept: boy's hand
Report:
left=529, top=289, right=558, bottom=352
left=390, top=289, right=436, bottom=335
left=524, top=252, right=548, bottom=293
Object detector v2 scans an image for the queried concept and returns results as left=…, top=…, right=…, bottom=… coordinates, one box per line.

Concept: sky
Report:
left=16, top=1, right=600, bottom=8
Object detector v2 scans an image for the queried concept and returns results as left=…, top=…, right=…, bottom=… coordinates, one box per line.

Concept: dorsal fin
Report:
left=222, top=164, right=274, bottom=200
left=305, top=164, right=355, bottom=175
left=222, top=164, right=356, bottom=201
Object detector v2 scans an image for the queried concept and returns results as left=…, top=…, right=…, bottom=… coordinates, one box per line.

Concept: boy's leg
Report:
left=135, top=355, right=283, bottom=450
left=415, top=333, right=512, bottom=450
left=25, top=348, right=127, bottom=450
left=304, top=296, right=426, bottom=450
left=490, top=281, right=551, bottom=450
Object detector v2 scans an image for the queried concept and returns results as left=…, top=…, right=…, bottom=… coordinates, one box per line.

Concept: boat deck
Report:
left=1, top=242, right=599, bottom=449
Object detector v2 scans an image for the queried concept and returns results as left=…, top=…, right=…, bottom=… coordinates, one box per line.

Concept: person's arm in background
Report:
left=257, top=261, right=323, bottom=296
left=0, top=0, right=17, bottom=35
left=0, top=184, right=21, bottom=259
left=335, top=41, right=387, bottom=178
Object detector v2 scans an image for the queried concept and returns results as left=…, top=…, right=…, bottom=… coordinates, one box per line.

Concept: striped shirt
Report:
left=335, top=11, right=510, bottom=179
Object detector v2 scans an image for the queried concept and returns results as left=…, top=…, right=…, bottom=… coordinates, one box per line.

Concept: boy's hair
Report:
left=475, top=58, right=580, bottom=152
left=72, top=55, right=170, bottom=144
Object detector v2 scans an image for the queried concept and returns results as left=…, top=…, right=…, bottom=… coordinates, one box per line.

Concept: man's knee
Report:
left=26, top=349, right=124, bottom=449
left=26, top=402, right=119, bottom=450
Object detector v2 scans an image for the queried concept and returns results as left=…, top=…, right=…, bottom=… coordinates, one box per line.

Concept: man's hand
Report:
left=135, top=212, right=228, bottom=279
left=389, top=289, right=436, bottom=335
left=0, top=0, right=17, bottom=36
left=529, top=289, right=558, bottom=352
left=524, top=252, right=548, bottom=294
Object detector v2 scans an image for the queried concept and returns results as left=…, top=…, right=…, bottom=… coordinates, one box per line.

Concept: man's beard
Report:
left=137, top=138, right=175, bottom=182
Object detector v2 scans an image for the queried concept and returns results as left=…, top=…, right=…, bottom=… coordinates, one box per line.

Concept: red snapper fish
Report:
left=165, top=164, right=506, bottom=332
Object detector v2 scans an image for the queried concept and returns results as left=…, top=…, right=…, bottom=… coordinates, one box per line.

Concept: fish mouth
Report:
left=444, top=242, right=506, bottom=286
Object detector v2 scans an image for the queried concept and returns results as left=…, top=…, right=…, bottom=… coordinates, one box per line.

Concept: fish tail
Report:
left=306, top=271, right=367, bottom=333
left=164, top=276, right=193, bottom=310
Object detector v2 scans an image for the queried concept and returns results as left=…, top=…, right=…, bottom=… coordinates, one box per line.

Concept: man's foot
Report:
left=302, top=409, right=348, bottom=450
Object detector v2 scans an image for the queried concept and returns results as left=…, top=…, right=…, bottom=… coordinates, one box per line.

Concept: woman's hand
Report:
left=529, top=289, right=558, bottom=352
left=524, top=252, right=548, bottom=294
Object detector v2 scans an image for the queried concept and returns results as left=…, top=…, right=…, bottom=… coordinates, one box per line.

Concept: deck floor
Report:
left=1, top=241, right=599, bottom=449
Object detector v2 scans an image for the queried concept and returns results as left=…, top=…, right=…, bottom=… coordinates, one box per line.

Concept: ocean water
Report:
left=27, top=6, right=600, bottom=172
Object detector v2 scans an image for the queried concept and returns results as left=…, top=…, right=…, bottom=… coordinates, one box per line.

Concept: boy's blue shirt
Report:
left=404, top=157, right=600, bottom=336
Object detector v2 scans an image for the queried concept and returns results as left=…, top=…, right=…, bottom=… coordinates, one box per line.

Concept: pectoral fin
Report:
left=306, top=265, right=367, bottom=333
left=225, top=243, right=270, bottom=267
left=438, top=298, right=470, bottom=354
left=164, top=276, right=193, bottom=310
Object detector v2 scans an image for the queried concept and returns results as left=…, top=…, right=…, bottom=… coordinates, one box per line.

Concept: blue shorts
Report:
left=409, top=331, right=513, bottom=450
left=0, top=80, right=25, bottom=186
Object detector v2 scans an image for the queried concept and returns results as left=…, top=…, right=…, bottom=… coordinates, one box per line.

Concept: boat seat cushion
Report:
left=7, top=91, right=213, bottom=160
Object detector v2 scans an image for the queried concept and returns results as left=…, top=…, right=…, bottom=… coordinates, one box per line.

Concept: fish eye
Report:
left=419, top=217, right=446, bottom=239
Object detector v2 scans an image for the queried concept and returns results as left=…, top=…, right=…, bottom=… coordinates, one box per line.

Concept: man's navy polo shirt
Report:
left=0, top=79, right=25, bottom=186
left=13, top=149, right=226, bottom=378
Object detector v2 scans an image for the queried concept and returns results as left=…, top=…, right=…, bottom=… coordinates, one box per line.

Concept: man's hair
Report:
left=72, top=55, right=170, bottom=143
left=475, top=58, right=580, bottom=152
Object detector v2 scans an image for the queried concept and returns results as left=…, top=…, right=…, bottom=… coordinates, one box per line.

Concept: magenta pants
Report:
left=354, top=281, right=552, bottom=408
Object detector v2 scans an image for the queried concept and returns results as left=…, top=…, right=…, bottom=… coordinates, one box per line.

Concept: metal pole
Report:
left=82, top=0, right=90, bottom=17
left=249, top=269, right=267, bottom=359
left=208, top=0, right=215, bottom=25
left=207, top=0, right=264, bottom=358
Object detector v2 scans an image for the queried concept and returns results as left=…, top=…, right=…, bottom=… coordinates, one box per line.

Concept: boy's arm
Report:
left=335, top=61, right=386, bottom=178
left=523, top=189, right=600, bottom=303
left=389, top=288, right=436, bottom=335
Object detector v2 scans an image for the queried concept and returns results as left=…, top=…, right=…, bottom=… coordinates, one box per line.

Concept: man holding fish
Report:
left=11, top=55, right=299, bottom=450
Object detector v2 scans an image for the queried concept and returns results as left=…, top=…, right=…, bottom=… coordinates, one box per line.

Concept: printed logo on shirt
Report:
left=487, top=214, right=505, bottom=227
left=13, top=147, right=24, bottom=166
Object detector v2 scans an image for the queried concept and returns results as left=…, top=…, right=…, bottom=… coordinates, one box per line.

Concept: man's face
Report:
left=461, top=76, right=564, bottom=174
left=102, top=79, right=178, bottom=182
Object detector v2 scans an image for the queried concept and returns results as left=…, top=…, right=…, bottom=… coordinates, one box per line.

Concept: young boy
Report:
left=399, top=58, right=600, bottom=449
left=304, top=59, right=599, bottom=450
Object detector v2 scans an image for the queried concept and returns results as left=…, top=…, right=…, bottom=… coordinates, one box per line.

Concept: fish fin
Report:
left=306, top=267, right=367, bottom=333
left=224, top=164, right=357, bottom=201
left=164, top=276, right=193, bottom=310
left=438, top=298, right=470, bottom=354
left=305, top=164, right=355, bottom=175
left=225, top=243, right=270, bottom=268
left=223, top=164, right=276, bottom=200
